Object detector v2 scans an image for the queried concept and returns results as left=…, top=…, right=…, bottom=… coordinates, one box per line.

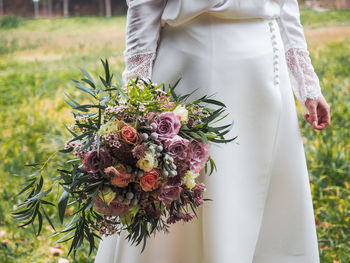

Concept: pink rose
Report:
left=163, top=135, right=189, bottom=162
left=140, top=169, right=160, bottom=192
left=188, top=140, right=210, bottom=173
left=158, top=183, right=183, bottom=204
left=154, top=112, right=181, bottom=141
left=105, top=164, right=134, bottom=187
left=82, top=148, right=112, bottom=173
left=119, top=124, right=139, bottom=144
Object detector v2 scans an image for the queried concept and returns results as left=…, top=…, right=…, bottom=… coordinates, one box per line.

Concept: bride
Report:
left=94, top=0, right=331, bottom=262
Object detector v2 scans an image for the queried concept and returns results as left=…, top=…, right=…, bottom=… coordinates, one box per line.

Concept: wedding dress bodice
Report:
left=122, top=0, right=323, bottom=106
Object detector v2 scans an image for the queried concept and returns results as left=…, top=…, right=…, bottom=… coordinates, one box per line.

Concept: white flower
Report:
left=173, top=105, right=189, bottom=124
left=136, top=151, right=158, bottom=172
left=99, top=119, right=120, bottom=136
left=184, top=171, right=199, bottom=189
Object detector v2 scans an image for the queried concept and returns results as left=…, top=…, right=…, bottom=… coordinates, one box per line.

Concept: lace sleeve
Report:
left=285, top=48, right=322, bottom=106
left=122, top=52, right=156, bottom=83
left=122, top=0, right=166, bottom=84
left=277, top=0, right=323, bottom=106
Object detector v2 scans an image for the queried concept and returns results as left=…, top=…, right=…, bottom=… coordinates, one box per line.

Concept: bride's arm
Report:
left=277, top=0, right=330, bottom=130
left=122, top=0, right=167, bottom=83
left=276, top=0, right=322, bottom=106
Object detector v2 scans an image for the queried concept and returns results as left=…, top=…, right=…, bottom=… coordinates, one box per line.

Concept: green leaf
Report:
left=37, top=211, right=43, bottom=236
left=72, top=79, right=96, bottom=98
left=69, top=131, right=93, bottom=142
left=64, top=92, right=80, bottom=107
left=17, top=179, right=36, bottom=196
left=201, top=98, right=226, bottom=107
left=18, top=187, right=52, bottom=207
left=79, top=67, right=96, bottom=89
left=59, top=147, right=73, bottom=153
left=58, top=190, right=69, bottom=224
left=41, top=207, right=56, bottom=231
left=28, top=169, right=41, bottom=177
left=63, top=123, right=78, bottom=137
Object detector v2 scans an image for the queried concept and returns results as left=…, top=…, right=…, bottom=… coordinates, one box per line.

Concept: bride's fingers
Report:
left=317, top=108, right=331, bottom=129
left=303, top=113, right=314, bottom=127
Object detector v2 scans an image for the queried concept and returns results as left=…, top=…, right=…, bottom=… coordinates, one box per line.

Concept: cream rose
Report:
left=184, top=171, right=199, bottom=189
left=97, top=187, right=116, bottom=206
left=173, top=105, right=189, bottom=124
left=136, top=151, right=158, bottom=172
left=99, top=119, right=120, bottom=136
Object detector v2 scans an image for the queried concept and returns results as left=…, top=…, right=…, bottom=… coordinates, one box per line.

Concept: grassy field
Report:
left=0, top=10, right=349, bottom=263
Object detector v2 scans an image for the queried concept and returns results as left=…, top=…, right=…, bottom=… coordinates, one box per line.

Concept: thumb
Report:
left=309, top=106, right=318, bottom=128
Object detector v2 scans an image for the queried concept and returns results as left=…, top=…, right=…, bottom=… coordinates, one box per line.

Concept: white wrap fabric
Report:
left=95, top=1, right=321, bottom=262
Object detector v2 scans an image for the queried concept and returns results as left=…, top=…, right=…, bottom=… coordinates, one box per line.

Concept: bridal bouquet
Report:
left=12, top=59, right=235, bottom=256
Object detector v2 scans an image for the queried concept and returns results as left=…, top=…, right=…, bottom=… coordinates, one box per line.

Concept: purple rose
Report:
left=82, top=148, right=112, bottom=173
left=154, top=112, right=181, bottom=141
left=188, top=140, right=210, bottom=173
left=163, top=135, right=189, bottom=162
left=158, top=184, right=183, bottom=204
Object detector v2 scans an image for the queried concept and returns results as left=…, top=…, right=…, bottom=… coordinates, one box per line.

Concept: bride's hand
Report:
left=303, top=95, right=331, bottom=130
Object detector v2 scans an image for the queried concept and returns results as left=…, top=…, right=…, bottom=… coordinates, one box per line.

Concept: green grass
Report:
left=301, top=9, right=350, bottom=27
left=0, top=12, right=349, bottom=262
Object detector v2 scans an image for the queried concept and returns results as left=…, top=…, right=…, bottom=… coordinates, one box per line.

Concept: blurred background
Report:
left=0, top=1, right=349, bottom=263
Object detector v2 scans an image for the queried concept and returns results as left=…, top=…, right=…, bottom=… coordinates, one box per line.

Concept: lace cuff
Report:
left=285, top=48, right=323, bottom=106
left=122, top=51, right=156, bottom=84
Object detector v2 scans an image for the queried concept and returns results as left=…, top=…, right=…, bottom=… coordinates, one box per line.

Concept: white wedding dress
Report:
left=94, top=1, right=323, bottom=262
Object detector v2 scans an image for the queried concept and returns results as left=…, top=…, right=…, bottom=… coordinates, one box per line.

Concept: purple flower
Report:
left=158, top=183, right=183, bottom=204
left=132, top=144, right=147, bottom=159
left=167, top=211, right=195, bottom=224
left=192, top=183, right=205, bottom=207
left=82, top=148, right=112, bottom=173
left=188, top=140, right=210, bottom=173
left=93, top=196, right=129, bottom=216
left=163, top=135, right=189, bottom=162
left=154, top=112, right=181, bottom=141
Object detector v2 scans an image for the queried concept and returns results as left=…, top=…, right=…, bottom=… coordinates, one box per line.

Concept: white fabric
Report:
left=96, top=15, right=320, bottom=263
left=121, top=0, right=323, bottom=105
left=285, top=48, right=322, bottom=106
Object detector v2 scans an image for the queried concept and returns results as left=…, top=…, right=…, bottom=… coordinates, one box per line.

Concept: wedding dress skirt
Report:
left=94, top=14, right=320, bottom=263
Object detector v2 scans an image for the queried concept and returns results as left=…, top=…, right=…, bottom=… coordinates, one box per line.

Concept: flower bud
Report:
left=126, top=192, right=134, bottom=200
left=137, top=170, right=144, bottom=178
left=162, top=169, right=169, bottom=177
left=156, top=145, right=163, bottom=152
left=141, top=133, right=149, bottom=141
left=150, top=122, right=157, bottom=130
left=150, top=132, right=158, bottom=140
